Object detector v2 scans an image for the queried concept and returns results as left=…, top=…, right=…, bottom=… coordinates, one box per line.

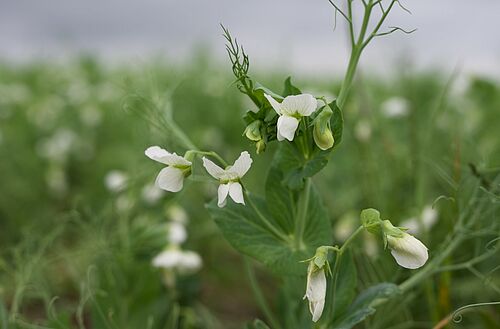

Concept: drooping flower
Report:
left=202, top=151, right=252, bottom=207
left=145, top=146, right=192, bottom=192
left=386, top=232, right=429, bottom=269
left=264, top=93, right=317, bottom=141
left=304, top=262, right=327, bottom=322
left=382, top=220, right=428, bottom=269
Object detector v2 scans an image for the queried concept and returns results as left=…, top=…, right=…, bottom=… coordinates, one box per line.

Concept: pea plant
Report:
left=142, top=1, right=500, bottom=328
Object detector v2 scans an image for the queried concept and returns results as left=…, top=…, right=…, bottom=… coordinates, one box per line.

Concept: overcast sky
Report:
left=1, top=0, right=499, bottom=77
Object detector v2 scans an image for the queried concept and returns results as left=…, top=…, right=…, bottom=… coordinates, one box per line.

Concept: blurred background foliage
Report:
left=0, top=56, right=499, bottom=328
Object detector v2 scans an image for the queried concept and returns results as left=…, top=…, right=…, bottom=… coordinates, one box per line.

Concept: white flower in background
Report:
left=36, top=128, right=76, bottom=162
left=202, top=151, right=252, bottom=207
left=168, top=222, right=187, bottom=245
left=104, top=170, right=128, bottom=192
left=145, top=146, right=192, bottom=192
left=264, top=93, right=317, bottom=141
left=334, top=212, right=356, bottom=242
left=304, top=262, right=326, bottom=322
left=354, top=119, right=372, bottom=142
left=167, top=205, right=188, bottom=224
left=381, top=96, right=410, bottom=118
left=387, top=232, right=429, bottom=269
left=115, top=195, right=134, bottom=213
left=152, top=248, right=202, bottom=274
left=400, top=205, right=438, bottom=235
left=141, top=183, right=165, bottom=205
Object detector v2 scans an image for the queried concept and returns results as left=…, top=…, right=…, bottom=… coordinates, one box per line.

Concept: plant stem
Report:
left=244, top=258, right=282, bottom=329
left=294, top=178, right=312, bottom=250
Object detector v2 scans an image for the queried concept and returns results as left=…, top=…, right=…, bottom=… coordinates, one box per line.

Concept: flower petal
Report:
left=202, top=157, right=225, bottom=179
left=264, top=93, right=283, bottom=115
left=388, top=233, right=429, bottom=269
left=277, top=115, right=299, bottom=141
left=217, top=183, right=230, bottom=207
left=228, top=182, right=245, bottom=205
left=230, top=151, right=253, bottom=178
left=281, top=94, right=317, bottom=116
left=156, top=167, right=184, bottom=192
left=146, top=146, right=191, bottom=166
left=305, top=267, right=326, bottom=322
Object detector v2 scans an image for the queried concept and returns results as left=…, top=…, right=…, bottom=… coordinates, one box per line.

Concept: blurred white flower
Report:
left=167, top=205, right=188, bottom=224
left=115, top=195, right=134, bottom=213
left=105, top=170, right=128, bottom=192
left=264, top=93, right=318, bottom=141
left=333, top=212, right=356, bottom=242
left=363, top=232, right=380, bottom=259
left=400, top=205, right=438, bottom=235
left=168, top=222, right=187, bottom=245
left=354, top=119, right=372, bottom=142
left=36, top=128, right=77, bottom=162
left=145, top=146, right=192, bottom=192
left=304, top=262, right=326, bottom=322
left=152, top=248, right=202, bottom=273
left=202, top=151, right=252, bottom=207
left=381, top=97, right=410, bottom=118
left=387, top=233, right=428, bottom=269
left=141, top=183, right=165, bottom=205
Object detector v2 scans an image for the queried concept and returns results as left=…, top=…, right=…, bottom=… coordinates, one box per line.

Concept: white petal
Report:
left=388, top=233, right=429, bottom=269
left=156, top=167, right=184, bottom=192
left=152, top=249, right=182, bottom=268
left=264, top=93, right=282, bottom=115
left=168, top=222, right=187, bottom=245
left=202, top=157, right=226, bottom=179
left=305, top=267, right=326, bottom=322
left=281, top=94, right=317, bottom=116
left=230, top=151, right=253, bottom=178
left=177, top=251, right=202, bottom=272
left=217, top=183, right=230, bottom=208
left=228, top=182, right=245, bottom=205
left=145, top=146, right=191, bottom=166
left=277, top=115, right=299, bottom=141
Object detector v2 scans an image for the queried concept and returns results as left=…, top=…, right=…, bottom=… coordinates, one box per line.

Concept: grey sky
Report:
left=1, top=1, right=499, bottom=77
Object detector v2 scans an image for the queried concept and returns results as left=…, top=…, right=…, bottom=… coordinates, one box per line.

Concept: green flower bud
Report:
left=313, top=106, right=334, bottom=150
left=360, top=208, right=382, bottom=234
left=244, top=120, right=263, bottom=142
left=256, top=139, right=266, bottom=154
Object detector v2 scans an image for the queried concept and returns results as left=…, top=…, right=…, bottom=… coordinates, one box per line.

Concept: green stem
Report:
left=244, top=258, right=282, bottom=329
left=294, top=179, right=312, bottom=250
left=187, top=150, right=228, bottom=167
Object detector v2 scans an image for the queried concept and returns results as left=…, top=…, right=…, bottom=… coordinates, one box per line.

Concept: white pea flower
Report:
left=380, top=96, right=410, bottom=118
left=304, top=262, right=326, bottom=322
left=387, top=232, right=429, bottom=269
left=145, top=146, right=192, bottom=192
left=152, top=248, right=202, bottom=273
left=202, top=151, right=252, bottom=208
left=141, top=183, right=165, bottom=205
left=264, top=93, right=317, bottom=141
left=168, top=222, right=187, bottom=245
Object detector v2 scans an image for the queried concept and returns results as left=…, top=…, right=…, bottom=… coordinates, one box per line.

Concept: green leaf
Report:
left=273, top=143, right=330, bottom=190
left=282, top=77, right=302, bottom=96
left=324, top=250, right=357, bottom=320
left=206, top=171, right=331, bottom=275
left=254, top=82, right=284, bottom=101
left=329, top=100, right=344, bottom=148
left=330, top=283, right=401, bottom=329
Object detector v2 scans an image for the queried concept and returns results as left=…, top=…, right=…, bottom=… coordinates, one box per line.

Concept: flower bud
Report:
left=313, top=106, right=334, bottom=150
left=256, top=139, right=266, bottom=154
left=304, top=262, right=326, bottom=322
left=244, top=120, right=263, bottom=142
left=386, top=232, right=428, bottom=269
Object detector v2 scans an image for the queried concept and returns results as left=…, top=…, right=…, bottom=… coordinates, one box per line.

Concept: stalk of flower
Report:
left=264, top=93, right=318, bottom=142
left=202, top=151, right=252, bottom=207
left=145, top=146, right=192, bottom=192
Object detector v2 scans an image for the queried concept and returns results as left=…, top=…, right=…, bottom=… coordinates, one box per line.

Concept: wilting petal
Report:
left=264, top=93, right=283, bottom=115
left=230, top=151, right=253, bottom=178
left=228, top=182, right=245, bottom=205
left=146, top=146, right=191, bottom=166
left=388, top=233, right=428, bottom=269
left=202, top=157, right=226, bottom=179
left=304, top=265, right=326, bottom=322
left=281, top=94, right=317, bottom=116
left=156, top=167, right=184, bottom=192
left=277, top=115, right=299, bottom=141
left=217, top=183, right=230, bottom=207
